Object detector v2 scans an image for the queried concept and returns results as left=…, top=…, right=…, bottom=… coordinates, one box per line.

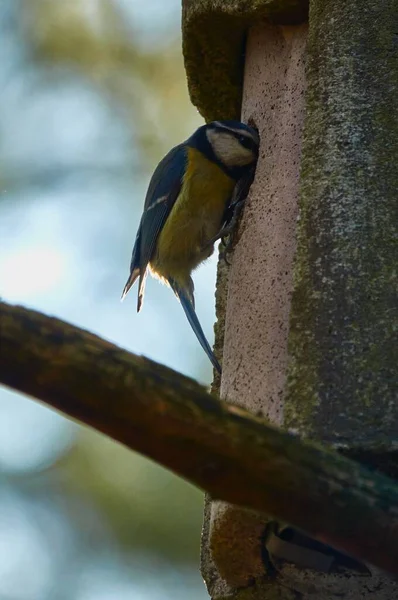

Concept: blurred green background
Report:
left=0, top=1, right=217, bottom=598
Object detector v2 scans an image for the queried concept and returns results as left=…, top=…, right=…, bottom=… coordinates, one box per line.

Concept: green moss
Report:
left=207, top=578, right=297, bottom=600
left=284, top=0, right=398, bottom=447
left=182, top=0, right=309, bottom=121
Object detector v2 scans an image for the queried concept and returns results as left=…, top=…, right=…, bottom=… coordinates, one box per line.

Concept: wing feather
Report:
left=121, top=144, right=187, bottom=310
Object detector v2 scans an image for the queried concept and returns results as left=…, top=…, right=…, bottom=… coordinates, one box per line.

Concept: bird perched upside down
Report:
left=121, top=120, right=259, bottom=373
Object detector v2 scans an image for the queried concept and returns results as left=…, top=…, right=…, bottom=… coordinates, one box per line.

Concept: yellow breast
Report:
left=151, top=147, right=235, bottom=288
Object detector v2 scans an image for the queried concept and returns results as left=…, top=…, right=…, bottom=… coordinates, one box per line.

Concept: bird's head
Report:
left=188, top=121, right=259, bottom=173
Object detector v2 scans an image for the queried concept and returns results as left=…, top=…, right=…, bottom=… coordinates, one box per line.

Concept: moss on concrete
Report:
left=182, top=0, right=308, bottom=121
left=207, top=581, right=297, bottom=600
left=285, top=0, right=398, bottom=446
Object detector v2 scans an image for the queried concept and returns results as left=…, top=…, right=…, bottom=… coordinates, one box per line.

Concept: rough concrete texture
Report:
left=182, top=0, right=309, bottom=121
left=222, top=22, right=307, bottom=424
left=284, top=0, right=398, bottom=449
left=207, top=502, right=269, bottom=588
left=201, top=1, right=398, bottom=597
left=264, top=565, right=398, bottom=599
left=201, top=570, right=398, bottom=600
left=201, top=22, right=309, bottom=598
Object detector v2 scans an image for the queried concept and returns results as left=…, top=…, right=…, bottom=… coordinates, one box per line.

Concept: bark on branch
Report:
left=1, top=301, right=398, bottom=574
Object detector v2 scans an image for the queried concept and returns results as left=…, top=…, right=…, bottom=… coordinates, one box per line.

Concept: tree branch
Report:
left=1, top=301, right=398, bottom=574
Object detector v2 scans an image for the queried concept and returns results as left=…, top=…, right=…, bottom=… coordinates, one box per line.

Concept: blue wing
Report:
left=122, top=144, right=187, bottom=310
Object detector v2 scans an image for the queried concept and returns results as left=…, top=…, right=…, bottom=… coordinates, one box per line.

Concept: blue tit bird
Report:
left=121, top=120, right=259, bottom=373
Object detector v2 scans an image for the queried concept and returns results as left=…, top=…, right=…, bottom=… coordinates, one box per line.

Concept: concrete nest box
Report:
left=182, top=0, right=398, bottom=598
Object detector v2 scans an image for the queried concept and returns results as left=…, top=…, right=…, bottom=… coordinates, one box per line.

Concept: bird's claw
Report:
left=219, top=246, right=232, bottom=265
left=205, top=223, right=235, bottom=248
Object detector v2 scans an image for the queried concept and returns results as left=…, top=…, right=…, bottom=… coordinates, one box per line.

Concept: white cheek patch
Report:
left=206, top=130, right=255, bottom=167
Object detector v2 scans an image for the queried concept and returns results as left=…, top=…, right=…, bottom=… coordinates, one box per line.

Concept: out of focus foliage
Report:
left=0, top=1, right=213, bottom=598
left=22, top=0, right=196, bottom=160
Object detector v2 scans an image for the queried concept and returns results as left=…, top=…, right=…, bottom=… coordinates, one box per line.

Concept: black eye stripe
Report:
left=234, top=133, right=256, bottom=150
left=209, top=124, right=258, bottom=150
left=239, top=136, right=252, bottom=148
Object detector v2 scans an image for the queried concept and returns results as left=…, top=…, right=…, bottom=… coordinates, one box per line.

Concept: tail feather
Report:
left=170, top=280, right=221, bottom=374
left=121, top=267, right=140, bottom=301
left=121, top=267, right=148, bottom=314
left=137, top=270, right=148, bottom=313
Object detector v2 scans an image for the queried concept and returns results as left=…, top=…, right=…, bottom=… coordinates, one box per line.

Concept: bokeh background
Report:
left=0, top=1, right=217, bottom=598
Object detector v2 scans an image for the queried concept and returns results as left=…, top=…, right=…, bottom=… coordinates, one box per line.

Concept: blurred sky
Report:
left=0, top=1, right=217, bottom=598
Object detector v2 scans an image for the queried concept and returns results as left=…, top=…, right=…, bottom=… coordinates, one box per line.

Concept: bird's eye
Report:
left=238, top=135, right=247, bottom=144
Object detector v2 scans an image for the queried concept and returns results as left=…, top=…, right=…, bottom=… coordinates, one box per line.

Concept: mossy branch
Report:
left=1, top=301, right=398, bottom=574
